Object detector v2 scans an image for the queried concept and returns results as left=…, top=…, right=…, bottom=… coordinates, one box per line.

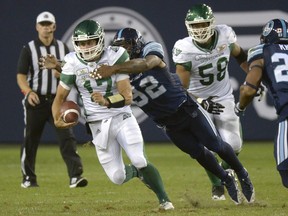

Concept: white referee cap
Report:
left=36, top=11, right=55, bottom=23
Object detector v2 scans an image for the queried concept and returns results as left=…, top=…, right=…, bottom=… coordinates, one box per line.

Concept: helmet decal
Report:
left=262, top=21, right=274, bottom=37
left=185, top=4, right=215, bottom=43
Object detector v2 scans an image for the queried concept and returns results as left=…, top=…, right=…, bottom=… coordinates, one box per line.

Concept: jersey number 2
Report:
left=272, top=53, right=288, bottom=82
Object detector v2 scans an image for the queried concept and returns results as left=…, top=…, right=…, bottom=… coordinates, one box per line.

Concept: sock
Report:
left=123, top=164, right=139, bottom=183
left=196, top=149, right=227, bottom=180
left=205, top=169, right=222, bottom=187
left=236, top=168, right=248, bottom=180
left=217, top=141, right=243, bottom=173
left=221, top=160, right=230, bottom=170
left=220, top=152, right=239, bottom=170
left=204, top=153, right=222, bottom=186
left=138, top=163, right=170, bottom=203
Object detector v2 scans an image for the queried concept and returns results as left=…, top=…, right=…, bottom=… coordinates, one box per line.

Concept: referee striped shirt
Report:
left=17, top=38, right=69, bottom=95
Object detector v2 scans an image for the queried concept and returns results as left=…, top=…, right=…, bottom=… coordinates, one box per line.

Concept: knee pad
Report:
left=110, top=169, right=126, bottom=185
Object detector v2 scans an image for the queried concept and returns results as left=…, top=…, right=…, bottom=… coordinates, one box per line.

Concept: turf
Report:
left=0, top=142, right=287, bottom=216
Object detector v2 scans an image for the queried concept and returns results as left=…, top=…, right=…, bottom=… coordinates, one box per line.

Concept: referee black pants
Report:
left=20, top=96, right=84, bottom=182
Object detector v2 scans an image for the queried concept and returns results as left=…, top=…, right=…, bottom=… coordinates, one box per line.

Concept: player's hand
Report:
left=234, top=102, right=245, bottom=116
left=91, top=92, right=107, bottom=106
left=197, top=96, right=225, bottom=115
left=39, top=54, right=58, bottom=70
left=89, top=65, right=114, bottom=80
left=54, top=113, right=77, bottom=129
left=255, top=83, right=266, bottom=101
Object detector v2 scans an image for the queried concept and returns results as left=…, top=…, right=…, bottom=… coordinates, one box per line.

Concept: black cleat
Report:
left=70, top=177, right=88, bottom=188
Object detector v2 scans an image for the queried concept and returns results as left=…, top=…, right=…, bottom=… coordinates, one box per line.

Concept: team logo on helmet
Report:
left=262, top=21, right=274, bottom=36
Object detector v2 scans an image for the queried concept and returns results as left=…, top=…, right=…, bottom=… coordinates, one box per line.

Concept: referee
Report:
left=16, top=11, right=88, bottom=188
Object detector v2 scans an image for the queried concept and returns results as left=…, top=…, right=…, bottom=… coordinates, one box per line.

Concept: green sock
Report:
left=220, top=160, right=230, bottom=170
left=124, top=164, right=139, bottom=183
left=205, top=169, right=222, bottom=186
left=138, top=163, right=170, bottom=203
left=206, top=152, right=240, bottom=186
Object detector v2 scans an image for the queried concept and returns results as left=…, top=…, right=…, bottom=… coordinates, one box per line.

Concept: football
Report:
left=60, top=101, right=81, bottom=123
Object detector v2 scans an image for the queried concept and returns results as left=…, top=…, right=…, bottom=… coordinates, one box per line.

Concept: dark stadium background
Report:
left=1, top=0, right=286, bottom=143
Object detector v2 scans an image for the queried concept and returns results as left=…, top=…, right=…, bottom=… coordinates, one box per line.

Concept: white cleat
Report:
left=159, top=201, right=175, bottom=211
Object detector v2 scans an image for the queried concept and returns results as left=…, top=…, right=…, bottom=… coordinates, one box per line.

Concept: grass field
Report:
left=0, top=142, right=287, bottom=216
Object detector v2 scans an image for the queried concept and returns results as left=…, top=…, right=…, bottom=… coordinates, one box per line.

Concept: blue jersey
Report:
left=130, top=41, right=192, bottom=120
left=248, top=44, right=288, bottom=120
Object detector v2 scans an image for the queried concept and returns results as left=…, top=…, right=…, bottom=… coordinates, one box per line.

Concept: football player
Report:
left=172, top=4, right=248, bottom=200
left=236, top=18, right=288, bottom=188
left=51, top=20, right=174, bottom=211
left=91, top=27, right=255, bottom=204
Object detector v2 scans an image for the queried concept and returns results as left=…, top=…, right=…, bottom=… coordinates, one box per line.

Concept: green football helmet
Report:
left=185, top=4, right=215, bottom=43
left=72, top=20, right=105, bottom=61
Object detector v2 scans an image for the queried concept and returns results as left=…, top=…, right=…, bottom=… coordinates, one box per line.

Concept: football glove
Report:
left=197, top=96, right=225, bottom=115
left=234, top=102, right=246, bottom=116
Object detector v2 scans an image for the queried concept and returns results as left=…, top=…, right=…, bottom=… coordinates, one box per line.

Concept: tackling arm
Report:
left=91, top=55, right=165, bottom=79
left=39, top=54, right=62, bottom=72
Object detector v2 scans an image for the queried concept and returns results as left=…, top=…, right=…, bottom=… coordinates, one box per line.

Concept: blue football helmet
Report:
left=260, top=18, right=288, bottom=44
left=112, top=28, right=145, bottom=59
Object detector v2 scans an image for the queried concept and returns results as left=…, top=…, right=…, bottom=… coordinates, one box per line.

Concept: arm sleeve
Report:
left=143, top=42, right=164, bottom=59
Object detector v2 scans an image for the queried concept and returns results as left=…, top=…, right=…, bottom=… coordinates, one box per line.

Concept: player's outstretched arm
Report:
left=90, top=55, right=164, bottom=79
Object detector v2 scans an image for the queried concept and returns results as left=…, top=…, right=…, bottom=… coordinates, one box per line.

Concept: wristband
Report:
left=107, top=94, right=125, bottom=108
left=236, top=102, right=246, bottom=111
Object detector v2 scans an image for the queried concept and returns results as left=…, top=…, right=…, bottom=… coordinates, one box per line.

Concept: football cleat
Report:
left=212, top=185, right=226, bottom=201
left=70, top=177, right=88, bottom=188
left=238, top=169, right=255, bottom=203
left=222, top=169, right=241, bottom=205
left=159, top=201, right=175, bottom=211
left=21, top=180, right=39, bottom=188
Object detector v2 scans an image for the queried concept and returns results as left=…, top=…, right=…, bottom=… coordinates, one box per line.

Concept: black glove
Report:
left=255, top=83, right=266, bottom=101
left=234, top=102, right=245, bottom=116
left=197, top=96, right=225, bottom=115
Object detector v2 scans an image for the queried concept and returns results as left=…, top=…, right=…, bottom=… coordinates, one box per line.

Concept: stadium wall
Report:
left=1, top=0, right=286, bottom=143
